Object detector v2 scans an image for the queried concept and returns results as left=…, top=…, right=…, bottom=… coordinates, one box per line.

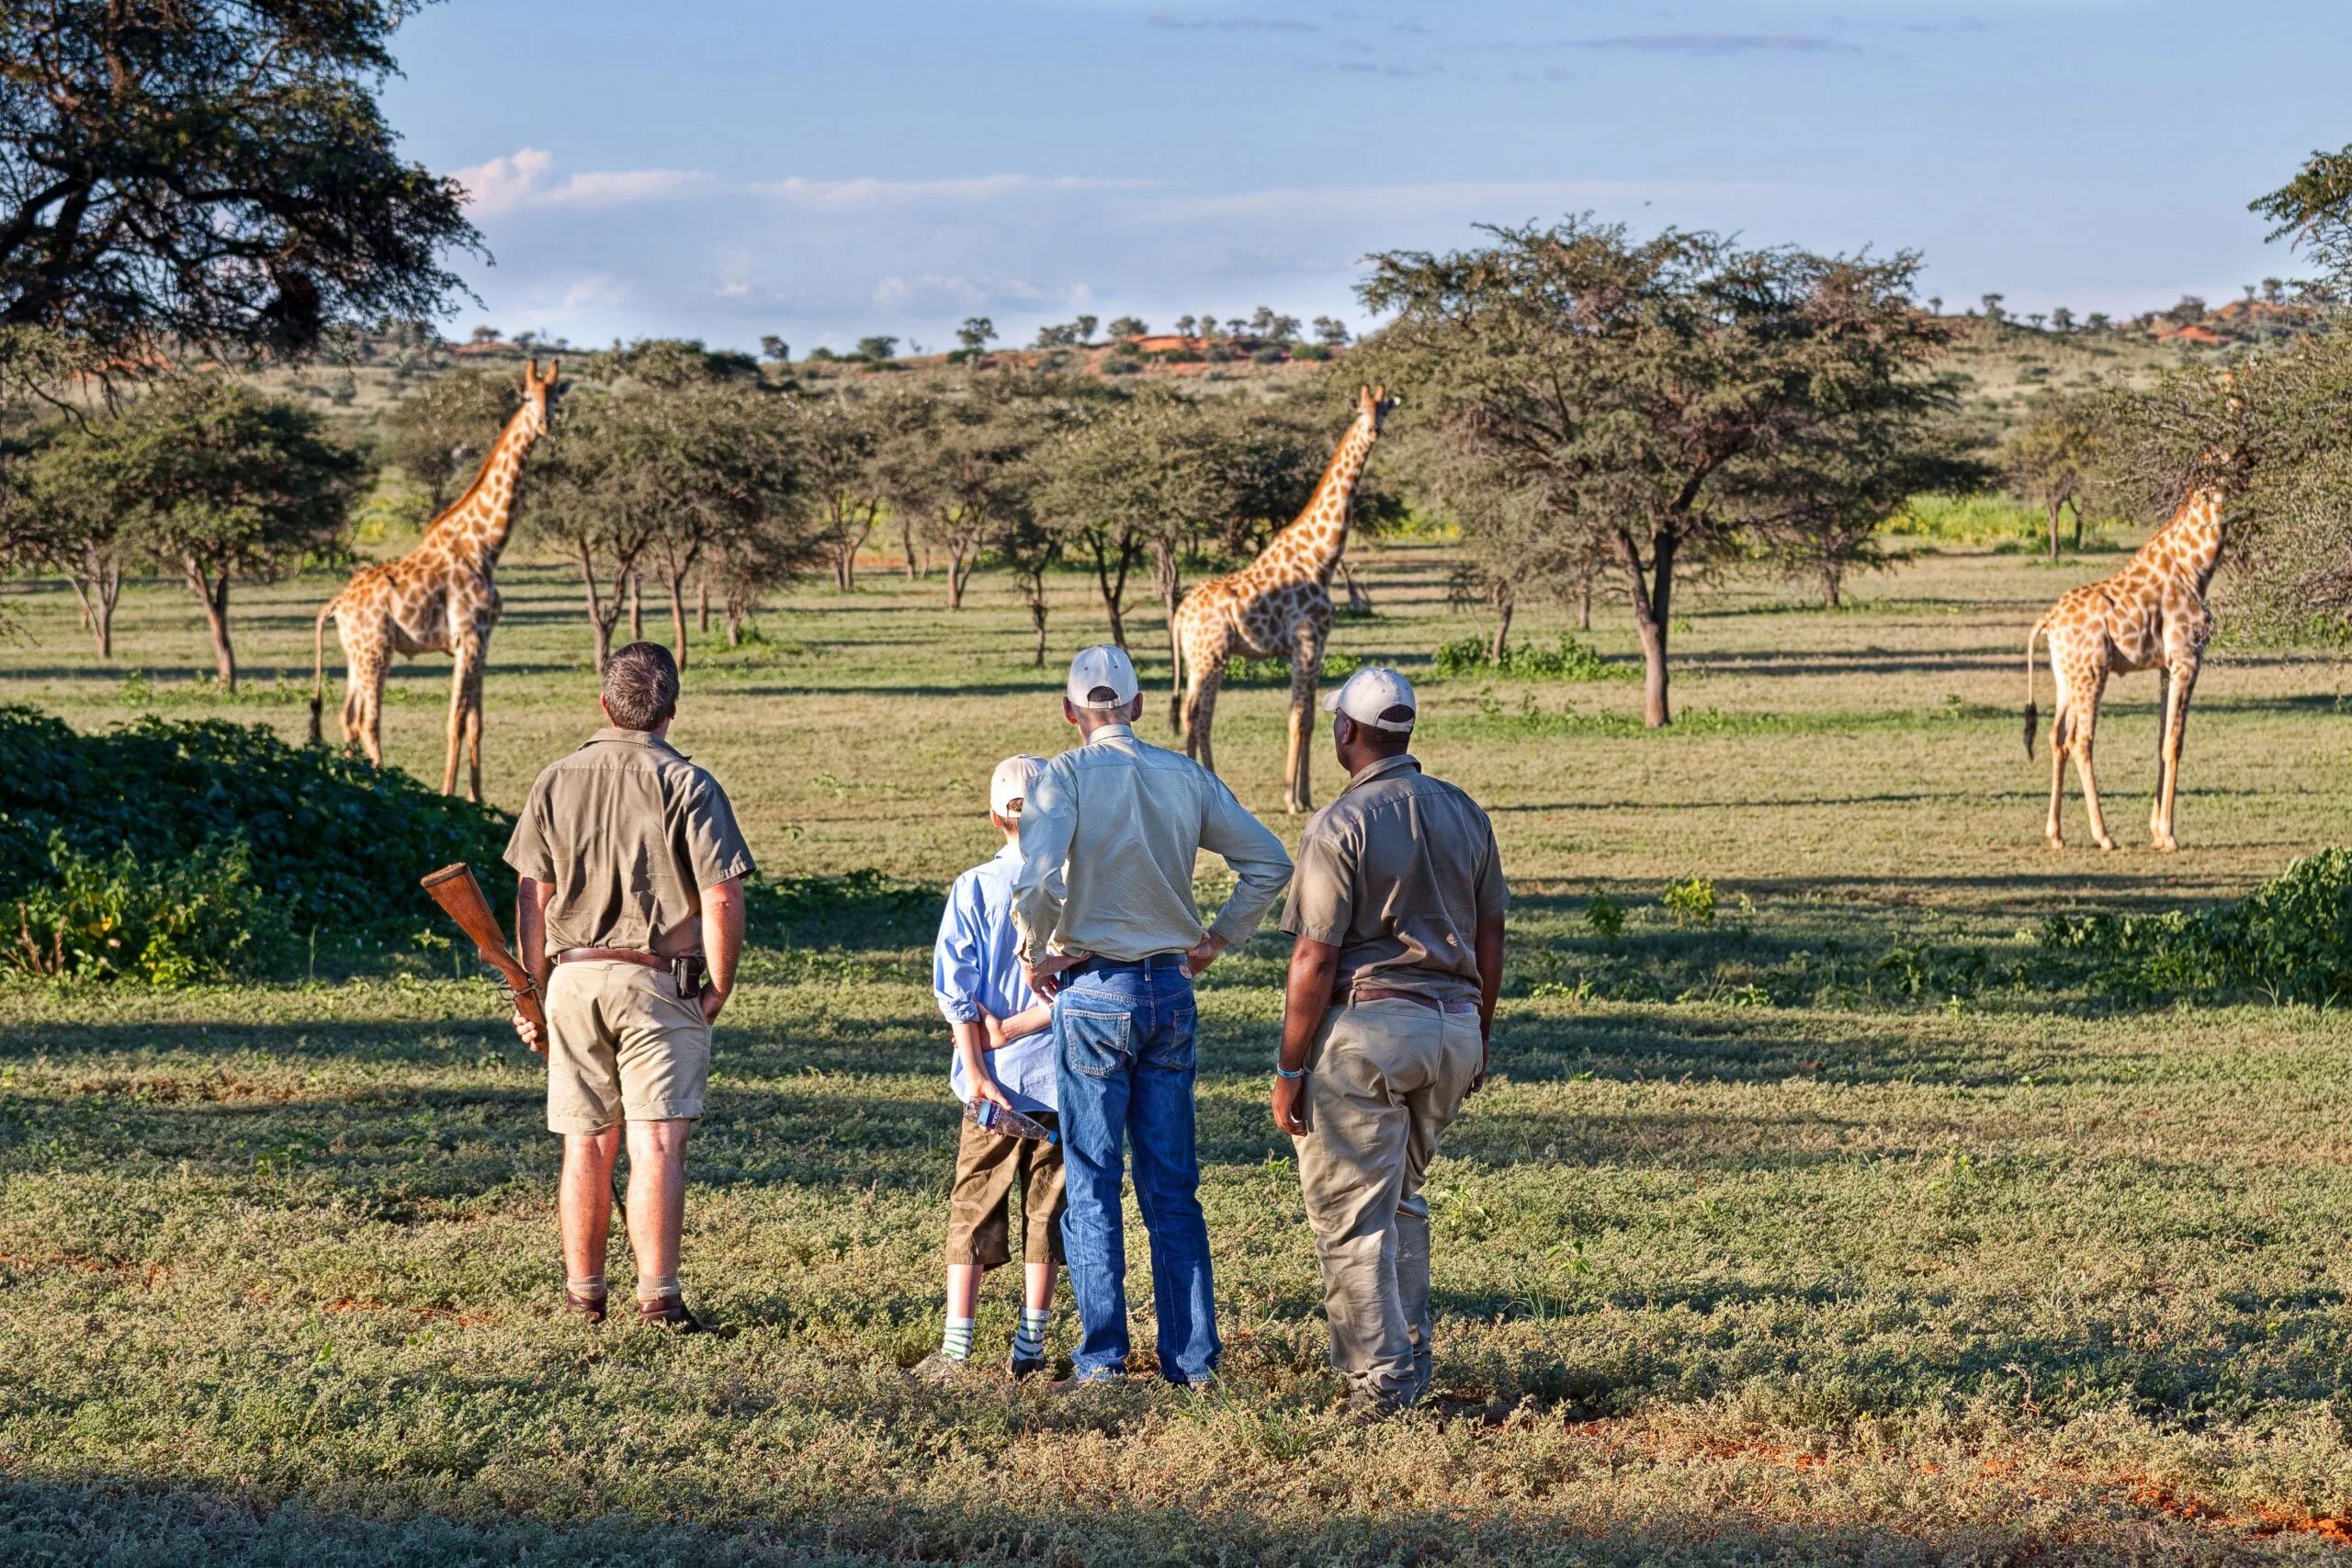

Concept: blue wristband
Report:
left=1274, top=1064, right=1305, bottom=1080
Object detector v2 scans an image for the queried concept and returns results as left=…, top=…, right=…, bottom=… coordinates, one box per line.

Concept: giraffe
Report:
left=1171, top=383, right=1396, bottom=814
left=2024, top=446, right=2240, bottom=853
left=310, top=358, right=558, bottom=801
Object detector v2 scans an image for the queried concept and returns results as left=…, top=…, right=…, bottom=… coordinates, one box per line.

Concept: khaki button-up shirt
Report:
left=1012, top=723, right=1293, bottom=964
left=503, top=728, right=756, bottom=958
left=1280, top=753, right=1508, bottom=1001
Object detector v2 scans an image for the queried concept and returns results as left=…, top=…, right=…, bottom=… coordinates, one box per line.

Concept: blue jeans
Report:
left=1053, top=958, right=1219, bottom=1383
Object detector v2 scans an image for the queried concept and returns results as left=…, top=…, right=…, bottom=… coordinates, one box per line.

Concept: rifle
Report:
left=419, top=863, right=548, bottom=1055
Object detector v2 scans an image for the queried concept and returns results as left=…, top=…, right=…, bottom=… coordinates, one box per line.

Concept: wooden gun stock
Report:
left=419, top=863, right=547, bottom=1053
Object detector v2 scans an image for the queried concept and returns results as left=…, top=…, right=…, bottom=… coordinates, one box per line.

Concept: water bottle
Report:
left=967, top=1097, right=1057, bottom=1145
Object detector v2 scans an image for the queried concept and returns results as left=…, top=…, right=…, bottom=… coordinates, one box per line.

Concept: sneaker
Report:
left=1008, top=1349, right=1048, bottom=1381
left=563, top=1291, right=607, bottom=1325
left=910, top=1351, right=977, bottom=1384
left=637, top=1297, right=703, bottom=1333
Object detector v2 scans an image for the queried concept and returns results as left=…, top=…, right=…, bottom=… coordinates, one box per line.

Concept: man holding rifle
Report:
left=505, top=642, right=753, bottom=1330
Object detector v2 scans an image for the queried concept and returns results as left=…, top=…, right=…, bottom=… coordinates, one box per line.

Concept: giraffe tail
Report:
left=309, top=595, right=338, bottom=745
left=2022, top=616, right=2046, bottom=760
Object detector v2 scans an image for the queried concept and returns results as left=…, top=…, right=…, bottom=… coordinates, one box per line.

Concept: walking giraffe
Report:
left=310, top=358, right=558, bottom=801
left=1171, top=383, right=1395, bottom=814
left=2024, top=440, right=2242, bottom=852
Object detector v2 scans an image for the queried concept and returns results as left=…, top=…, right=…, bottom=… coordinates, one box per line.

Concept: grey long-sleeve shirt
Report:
left=1011, top=723, right=1293, bottom=964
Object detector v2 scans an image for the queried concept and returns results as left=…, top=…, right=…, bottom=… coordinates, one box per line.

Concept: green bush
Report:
left=1222, top=650, right=1363, bottom=686
left=8, top=832, right=292, bottom=984
left=2034, top=849, right=2352, bottom=1005
left=0, top=705, right=514, bottom=968
left=1662, top=876, right=1718, bottom=928
left=1433, top=634, right=1618, bottom=681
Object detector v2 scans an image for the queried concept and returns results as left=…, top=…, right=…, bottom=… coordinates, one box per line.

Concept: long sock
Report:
left=941, top=1314, right=975, bottom=1360
left=1013, top=1306, right=1048, bottom=1360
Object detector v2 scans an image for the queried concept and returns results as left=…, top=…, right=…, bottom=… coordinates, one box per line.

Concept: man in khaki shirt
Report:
left=1012, top=645, right=1291, bottom=1384
left=1272, top=667, right=1506, bottom=1413
left=505, top=642, right=753, bottom=1330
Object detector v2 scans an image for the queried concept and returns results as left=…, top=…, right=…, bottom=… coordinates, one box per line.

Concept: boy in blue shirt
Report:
left=918, top=754, right=1062, bottom=1379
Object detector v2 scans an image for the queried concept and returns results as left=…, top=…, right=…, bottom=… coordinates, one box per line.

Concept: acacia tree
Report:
left=1362, top=219, right=1953, bottom=726
left=529, top=388, right=668, bottom=671
left=788, top=396, right=888, bottom=591
left=15, top=419, right=133, bottom=654
left=2252, top=145, right=2352, bottom=293
left=883, top=386, right=1046, bottom=610
left=639, top=384, right=807, bottom=669
left=2001, top=389, right=2109, bottom=558
left=0, top=0, right=476, bottom=380
left=1034, top=390, right=1218, bottom=649
left=380, top=368, right=521, bottom=513
left=86, top=379, right=358, bottom=686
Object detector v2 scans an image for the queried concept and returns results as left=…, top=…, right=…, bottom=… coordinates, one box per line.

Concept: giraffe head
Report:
left=520, top=357, right=561, bottom=439
left=1355, top=383, right=1397, bottom=433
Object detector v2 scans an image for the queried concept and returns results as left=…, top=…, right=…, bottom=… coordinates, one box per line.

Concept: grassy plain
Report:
left=4, top=529, right=2352, bottom=1564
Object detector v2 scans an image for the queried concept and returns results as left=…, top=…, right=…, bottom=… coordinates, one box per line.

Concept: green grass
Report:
left=6, top=530, right=2352, bottom=1562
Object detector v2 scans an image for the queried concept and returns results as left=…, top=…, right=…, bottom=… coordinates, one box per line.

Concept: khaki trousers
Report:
left=1294, top=996, right=1483, bottom=1411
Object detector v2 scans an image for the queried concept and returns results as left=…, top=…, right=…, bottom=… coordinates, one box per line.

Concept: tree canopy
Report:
left=1359, top=217, right=1955, bottom=725
left=0, top=0, right=478, bottom=375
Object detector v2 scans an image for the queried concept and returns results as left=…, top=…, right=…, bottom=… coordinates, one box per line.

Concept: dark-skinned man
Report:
left=506, top=642, right=752, bottom=1331
left=1272, top=667, right=1507, bottom=1416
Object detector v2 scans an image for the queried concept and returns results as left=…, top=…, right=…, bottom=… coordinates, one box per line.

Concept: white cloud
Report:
left=753, top=174, right=1157, bottom=209
left=453, top=147, right=714, bottom=215
left=561, top=274, right=628, bottom=310
left=1136, top=179, right=1771, bottom=223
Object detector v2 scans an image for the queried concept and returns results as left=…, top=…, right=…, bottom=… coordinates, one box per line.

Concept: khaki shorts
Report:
left=544, top=960, right=710, bottom=1134
left=946, top=1111, right=1065, bottom=1269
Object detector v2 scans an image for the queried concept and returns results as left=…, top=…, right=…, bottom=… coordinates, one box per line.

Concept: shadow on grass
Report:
left=0, top=1472, right=2244, bottom=1567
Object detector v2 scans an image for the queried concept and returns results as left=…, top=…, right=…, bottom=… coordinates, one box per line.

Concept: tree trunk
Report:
left=725, top=603, right=744, bottom=647
left=628, top=575, right=644, bottom=642
left=900, top=515, right=922, bottom=580
left=577, top=544, right=613, bottom=671
left=1092, top=533, right=1135, bottom=649
left=1822, top=563, right=1842, bottom=611
left=667, top=573, right=692, bottom=671
left=1618, top=525, right=1676, bottom=728
left=697, top=579, right=710, bottom=632
left=2070, top=499, right=2085, bottom=551
left=187, top=561, right=237, bottom=690
left=945, top=540, right=975, bottom=609
left=1577, top=570, right=1593, bottom=633
left=1154, top=539, right=1182, bottom=664
left=2048, top=498, right=2063, bottom=561
left=1487, top=590, right=1514, bottom=664
left=96, top=562, right=119, bottom=660
left=1339, top=558, right=1371, bottom=615
left=1028, top=589, right=1048, bottom=668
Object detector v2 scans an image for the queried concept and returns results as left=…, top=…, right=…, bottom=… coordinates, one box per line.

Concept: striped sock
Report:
left=941, top=1315, right=975, bottom=1361
left=1012, top=1306, right=1049, bottom=1361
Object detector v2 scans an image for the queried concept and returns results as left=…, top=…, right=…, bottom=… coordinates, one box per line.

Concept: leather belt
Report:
left=1069, top=952, right=1191, bottom=978
left=556, top=947, right=702, bottom=968
left=1340, top=986, right=1480, bottom=1015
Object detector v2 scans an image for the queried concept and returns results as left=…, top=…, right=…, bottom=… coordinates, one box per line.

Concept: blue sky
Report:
left=379, top=0, right=2351, bottom=355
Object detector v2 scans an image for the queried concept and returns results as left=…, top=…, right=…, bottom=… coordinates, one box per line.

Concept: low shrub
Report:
left=1222, top=650, right=1363, bottom=686
left=8, top=832, right=293, bottom=984
left=0, top=705, right=514, bottom=972
left=1433, top=634, right=1618, bottom=682
left=1661, top=876, right=1718, bottom=928
left=2033, top=848, right=2352, bottom=1005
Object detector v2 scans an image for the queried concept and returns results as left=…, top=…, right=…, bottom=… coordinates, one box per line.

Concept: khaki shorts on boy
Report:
left=544, top=959, right=710, bottom=1134
left=946, top=1114, right=1066, bottom=1269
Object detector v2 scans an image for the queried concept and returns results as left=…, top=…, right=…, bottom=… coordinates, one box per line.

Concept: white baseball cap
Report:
left=1322, top=666, right=1418, bottom=732
left=989, top=753, right=1047, bottom=817
left=1065, top=644, right=1141, bottom=710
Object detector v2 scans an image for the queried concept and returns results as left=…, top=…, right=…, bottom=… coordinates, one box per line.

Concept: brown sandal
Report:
left=638, top=1297, right=704, bottom=1333
left=564, top=1290, right=607, bottom=1324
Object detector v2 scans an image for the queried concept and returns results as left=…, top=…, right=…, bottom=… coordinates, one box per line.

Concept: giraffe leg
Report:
left=441, top=644, right=479, bottom=796
left=1192, top=662, right=1225, bottom=776
left=2068, top=678, right=2116, bottom=852
left=462, top=665, right=487, bottom=805
left=1283, top=620, right=1324, bottom=816
left=2152, top=662, right=2198, bottom=852
left=2045, top=702, right=2068, bottom=848
left=353, top=653, right=388, bottom=767
left=2149, top=670, right=2170, bottom=844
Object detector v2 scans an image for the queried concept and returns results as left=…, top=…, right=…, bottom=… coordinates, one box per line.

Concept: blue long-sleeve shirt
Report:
left=932, top=843, right=1056, bottom=1112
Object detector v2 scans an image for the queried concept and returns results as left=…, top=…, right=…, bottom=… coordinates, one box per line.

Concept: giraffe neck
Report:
left=424, top=405, right=541, bottom=568
left=2140, top=485, right=2229, bottom=592
left=1260, top=414, right=1376, bottom=583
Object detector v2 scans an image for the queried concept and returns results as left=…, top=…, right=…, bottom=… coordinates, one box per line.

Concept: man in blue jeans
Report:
left=1012, top=646, right=1293, bottom=1385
